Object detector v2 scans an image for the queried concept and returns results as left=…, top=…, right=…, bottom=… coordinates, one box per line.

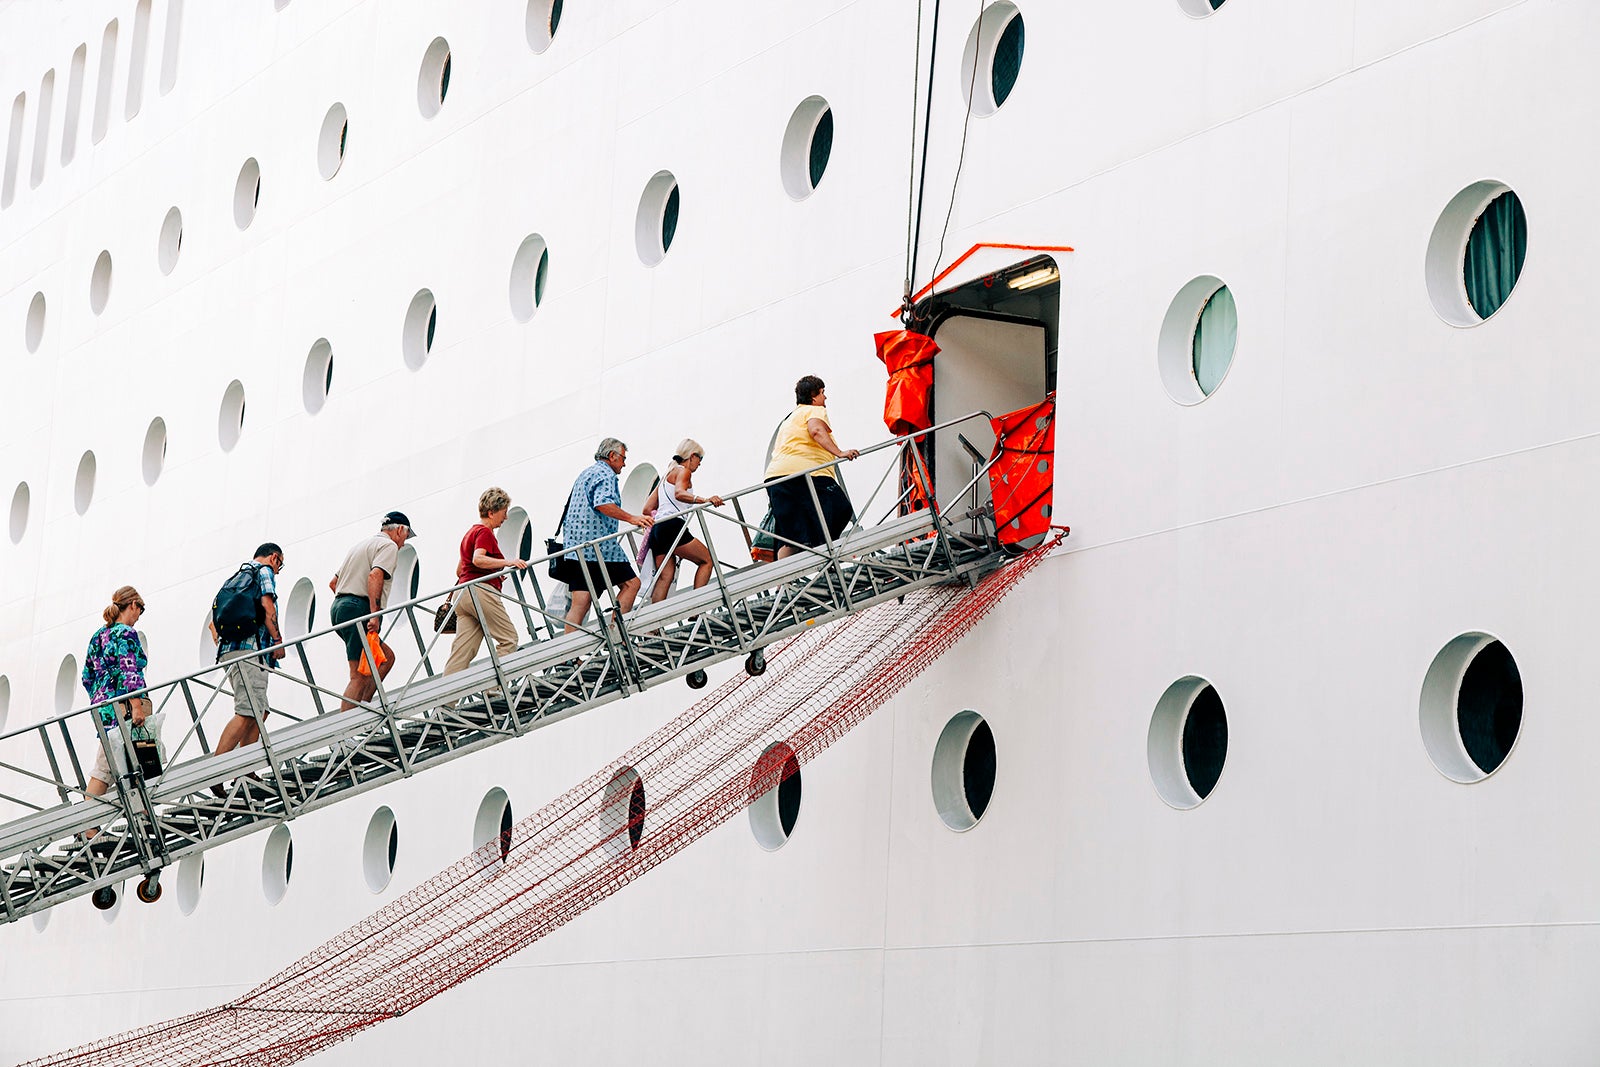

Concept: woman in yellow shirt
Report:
left=763, top=375, right=859, bottom=558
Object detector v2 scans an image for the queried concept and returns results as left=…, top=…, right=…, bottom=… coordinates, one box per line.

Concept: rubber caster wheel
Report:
left=91, top=886, right=118, bottom=911
left=686, top=670, right=708, bottom=690
left=744, top=650, right=767, bottom=677
left=137, top=874, right=162, bottom=904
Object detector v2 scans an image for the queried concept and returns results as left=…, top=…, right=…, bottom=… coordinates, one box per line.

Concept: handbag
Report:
left=751, top=509, right=778, bottom=564
left=130, top=719, right=164, bottom=780
left=546, top=486, right=576, bottom=580
left=433, top=595, right=458, bottom=634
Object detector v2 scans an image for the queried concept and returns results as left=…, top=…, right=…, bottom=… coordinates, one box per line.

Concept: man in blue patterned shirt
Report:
left=559, top=438, right=653, bottom=633
left=209, top=544, right=286, bottom=777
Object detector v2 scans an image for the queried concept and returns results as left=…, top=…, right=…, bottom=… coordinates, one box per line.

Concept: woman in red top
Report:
left=443, top=487, right=529, bottom=681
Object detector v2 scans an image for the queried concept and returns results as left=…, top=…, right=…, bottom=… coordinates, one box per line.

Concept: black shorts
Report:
left=555, top=554, right=633, bottom=594
left=766, top=475, right=853, bottom=550
left=330, top=594, right=371, bottom=662
left=647, top=517, right=696, bottom=557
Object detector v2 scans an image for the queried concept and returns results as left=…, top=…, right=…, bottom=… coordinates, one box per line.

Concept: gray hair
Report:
left=594, top=437, right=627, bottom=461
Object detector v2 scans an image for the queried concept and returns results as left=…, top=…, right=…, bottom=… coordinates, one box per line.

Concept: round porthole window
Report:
left=403, top=289, right=437, bottom=369
left=473, top=786, right=514, bottom=864
left=1426, top=182, right=1528, bottom=327
left=89, top=251, right=112, bottom=315
left=158, top=206, right=183, bottom=274
left=175, top=854, right=204, bottom=916
left=0, top=675, right=10, bottom=733
left=498, top=506, right=532, bottom=564
left=508, top=234, right=550, bottom=322
left=960, top=3, right=1025, bottom=117
left=780, top=96, right=834, bottom=200
left=1147, top=676, right=1228, bottom=809
left=1158, top=275, right=1237, bottom=404
left=318, top=102, right=348, bottom=180
left=262, top=824, right=293, bottom=904
left=418, top=37, right=451, bottom=118
left=527, top=0, right=563, bottom=53
left=635, top=171, right=679, bottom=266
left=141, top=417, right=167, bottom=486
left=602, top=766, right=646, bottom=856
left=1178, top=0, right=1229, bottom=17
left=748, top=742, right=802, bottom=850
left=73, top=451, right=96, bottom=515
left=54, top=654, right=77, bottom=714
left=1419, top=632, right=1523, bottom=782
left=302, top=338, right=333, bottom=413
left=233, top=157, right=261, bottom=230
left=363, top=806, right=398, bottom=892
left=217, top=379, right=246, bottom=452
left=931, top=711, right=996, bottom=831
left=26, top=291, right=46, bottom=352
left=9, top=481, right=29, bottom=543
left=284, top=576, right=317, bottom=640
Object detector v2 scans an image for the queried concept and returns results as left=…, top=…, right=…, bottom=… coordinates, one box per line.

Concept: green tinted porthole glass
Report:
left=808, top=107, right=833, bottom=190
left=991, top=13, right=1024, bottom=108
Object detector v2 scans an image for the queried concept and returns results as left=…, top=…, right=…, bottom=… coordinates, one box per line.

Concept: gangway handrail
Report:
left=0, top=409, right=1025, bottom=922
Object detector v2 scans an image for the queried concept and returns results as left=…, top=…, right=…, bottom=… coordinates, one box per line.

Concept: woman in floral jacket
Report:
left=80, top=585, right=149, bottom=800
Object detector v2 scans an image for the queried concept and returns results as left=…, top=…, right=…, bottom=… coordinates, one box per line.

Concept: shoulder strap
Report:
left=553, top=485, right=576, bottom=536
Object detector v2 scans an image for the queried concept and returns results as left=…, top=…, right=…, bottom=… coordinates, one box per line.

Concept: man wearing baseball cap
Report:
left=329, top=511, right=417, bottom=711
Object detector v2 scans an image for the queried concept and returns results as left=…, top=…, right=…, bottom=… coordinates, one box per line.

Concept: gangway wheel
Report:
left=136, top=872, right=162, bottom=904
left=686, top=670, right=708, bottom=690
left=744, top=650, right=766, bottom=677
left=91, top=886, right=118, bottom=910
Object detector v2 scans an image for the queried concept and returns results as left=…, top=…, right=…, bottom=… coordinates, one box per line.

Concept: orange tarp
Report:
left=874, top=330, right=938, bottom=436
left=988, top=396, right=1056, bottom=545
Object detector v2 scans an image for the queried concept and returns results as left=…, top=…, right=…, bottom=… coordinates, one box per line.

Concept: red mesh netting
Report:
left=25, top=537, right=1061, bottom=1067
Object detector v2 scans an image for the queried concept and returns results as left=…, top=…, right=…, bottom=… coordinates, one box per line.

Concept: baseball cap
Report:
left=381, top=511, right=417, bottom=536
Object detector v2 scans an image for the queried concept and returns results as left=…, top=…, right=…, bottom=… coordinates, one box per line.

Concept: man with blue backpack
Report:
left=208, top=544, right=286, bottom=784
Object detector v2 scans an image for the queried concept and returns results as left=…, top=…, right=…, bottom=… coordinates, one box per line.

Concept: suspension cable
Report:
left=902, top=0, right=925, bottom=305
left=930, top=0, right=984, bottom=288
left=906, top=0, right=943, bottom=321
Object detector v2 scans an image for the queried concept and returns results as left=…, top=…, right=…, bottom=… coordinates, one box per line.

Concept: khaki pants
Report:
left=444, top=585, right=518, bottom=677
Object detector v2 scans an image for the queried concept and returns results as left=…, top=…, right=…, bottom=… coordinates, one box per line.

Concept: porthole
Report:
left=0, top=675, right=10, bottom=733
left=8, top=482, right=28, bottom=543
left=89, top=251, right=112, bottom=315
left=498, top=506, right=531, bottom=564
left=1420, top=632, right=1523, bottom=782
left=25, top=291, right=44, bottom=352
left=284, top=577, right=316, bottom=640
left=318, top=102, right=348, bottom=180
left=1147, top=676, right=1228, bottom=809
left=601, top=766, right=645, bottom=856
left=473, top=786, right=513, bottom=864
left=780, top=96, right=833, bottom=200
left=403, top=289, right=436, bottom=370
left=620, top=463, right=658, bottom=515
left=302, top=338, right=333, bottom=413
left=195, top=615, right=214, bottom=668
left=99, top=882, right=124, bottom=923
left=175, top=853, right=204, bottom=916
left=1177, top=0, right=1229, bottom=16
left=396, top=542, right=420, bottom=601
left=1158, top=275, right=1236, bottom=404
left=1426, top=182, right=1528, bottom=327
left=262, top=823, right=293, bottom=904
left=748, top=742, right=802, bottom=850
left=217, top=379, right=246, bottom=452
left=508, top=234, right=550, bottom=322
left=526, top=0, right=563, bottom=53
left=960, top=3, right=1025, bottom=117
left=417, top=37, right=451, bottom=118
left=31, top=908, right=48, bottom=933
left=141, top=417, right=167, bottom=486
left=54, top=654, right=77, bottom=714
left=233, top=157, right=260, bottom=230
left=73, top=451, right=95, bottom=515
left=931, top=711, right=996, bottom=831
left=635, top=170, right=680, bottom=267
left=363, top=806, right=398, bottom=892
left=158, top=206, right=182, bottom=274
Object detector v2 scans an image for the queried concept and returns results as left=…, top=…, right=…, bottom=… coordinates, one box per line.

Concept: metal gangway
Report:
left=0, top=413, right=1020, bottom=922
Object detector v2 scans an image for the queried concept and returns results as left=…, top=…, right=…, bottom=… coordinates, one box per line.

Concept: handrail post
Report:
left=470, top=584, right=522, bottom=732
left=362, top=611, right=414, bottom=777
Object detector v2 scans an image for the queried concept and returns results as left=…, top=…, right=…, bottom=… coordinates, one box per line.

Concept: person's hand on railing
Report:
left=366, top=617, right=381, bottom=634
left=842, top=449, right=860, bottom=460
left=271, top=646, right=287, bottom=663
left=507, top=558, right=530, bottom=571
left=706, top=494, right=725, bottom=507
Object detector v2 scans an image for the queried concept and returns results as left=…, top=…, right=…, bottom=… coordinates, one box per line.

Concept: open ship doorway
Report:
left=914, top=255, right=1058, bottom=541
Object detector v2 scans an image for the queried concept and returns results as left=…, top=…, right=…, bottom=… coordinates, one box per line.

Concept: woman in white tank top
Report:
left=643, top=438, right=724, bottom=603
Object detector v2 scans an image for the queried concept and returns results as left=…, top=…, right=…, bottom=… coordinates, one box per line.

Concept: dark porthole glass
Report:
left=409, top=561, right=421, bottom=599
left=627, top=778, right=646, bottom=849
left=777, top=752, right=802, bottom=838
left=1182, top=685, right=1228, bottom=800
left=991, top=13, right=1024, bottom=109
left=440, top=53, right=451, bottom=105
left=498, top=801, right=513, bottom=863
left=1463, top=190, right=1527, bottom=321
left=1457, top=639, right=1522, bottom=775
left=962, top=718, right=996, bottom=821
left=387, top=822, right=398, bottom=871
left=324, top=356, right=334, bottom=396
left=1210, top=0, right=1227, bottom=8
left=808, top=107, right=833, bottom=190
left=253, top=177, right=261, bottom=207
left=550, top=0, right=563, bottom=36
left=661, top=184, right=680, bottom=255
left=426, top=304, right=437, bottom=351
left=285, top=840, right=294, bottom=883
left=519, top=524, right=533, bottom=560
left=535, top=247, right=549, bottom=307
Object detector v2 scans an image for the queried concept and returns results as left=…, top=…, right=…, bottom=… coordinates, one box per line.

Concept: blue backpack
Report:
left=212, top=564, right=263, bottom=642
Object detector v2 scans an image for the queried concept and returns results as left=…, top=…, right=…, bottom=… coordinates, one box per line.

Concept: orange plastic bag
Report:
left=356, top=631, right=388, bottom=676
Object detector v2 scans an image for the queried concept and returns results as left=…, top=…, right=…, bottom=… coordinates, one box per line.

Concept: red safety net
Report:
left=25, top=536, right=1063, bottom=1067
left=988, top=396, right=1057, bottom=545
